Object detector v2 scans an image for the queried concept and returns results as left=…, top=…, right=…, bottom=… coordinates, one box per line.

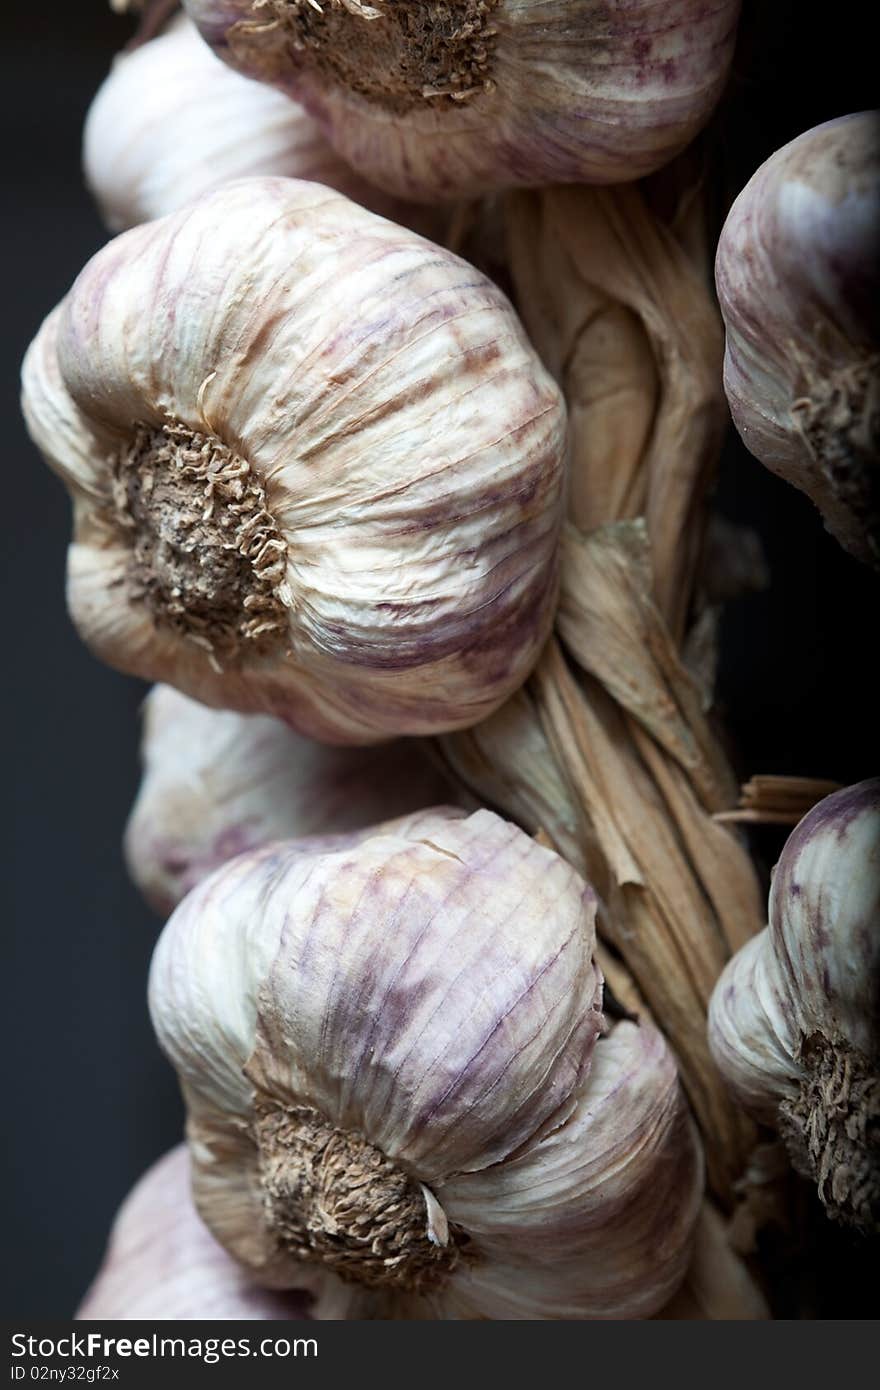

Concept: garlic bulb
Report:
left=85, top=15, right=439, bottom=234
left=716, top=112, right=880, bottom=568
left=78, top=1146, right=311, bottom=1320
left=709, top=779, right=880, bottom=1231
left=21, top=178, right=565, bottom=744
left=149, top=807, right=703, bottom=1319
left=126, top=683, right=457, bottom=915
left=184, top=0, right=742, bottom=202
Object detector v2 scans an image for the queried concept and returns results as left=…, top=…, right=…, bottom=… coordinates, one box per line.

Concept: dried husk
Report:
left=504, top=181, right=728, bottom=640
left=438, top=179, right=766, bottom=1205
left=715, top=775, right=846, bottom=826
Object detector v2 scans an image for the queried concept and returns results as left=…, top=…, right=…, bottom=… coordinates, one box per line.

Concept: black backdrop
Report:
left=1, top=2, right=877, bottom=1319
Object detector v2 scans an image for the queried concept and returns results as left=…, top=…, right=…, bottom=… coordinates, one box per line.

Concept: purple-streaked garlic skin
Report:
left=707, top=927, right=800, bottom=1127
left=149, top=808, right=702, bottom=1319
left=84, top=15, right=441, bottom=237
left=768, top=779, right=880, bottom=1059
left=125, top=684, right=459, bottom=916
left=709, top=779, right=880, bottom=1230
left=77, top=1146, right=311, bottom=1320
left=436, top=1018, right=703, bottom=1320
left=184, top=0, right=742, bottom=203
left=716, top=112, right=880, bottom=568
left=20, top=178, right=565, bottom=744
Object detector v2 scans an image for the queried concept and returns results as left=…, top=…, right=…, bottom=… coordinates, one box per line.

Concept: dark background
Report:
left=1, top=2, right=877, bottom=1319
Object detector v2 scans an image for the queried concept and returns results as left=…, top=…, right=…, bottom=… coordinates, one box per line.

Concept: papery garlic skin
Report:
left=20, top=178, right=565, bottom=744
left=77, top=1146, right=310, bottom=1320
left=149, top=808, right=702, bottom=1319
left=184, top=0, right=741, bottom=202
left=126, top=683, right=458, bottom=915
left=709, top=779, right=880, bottom=1231
left=84, top=15, right=438, bottom=234
left=716, top=112, right=880, bottom=567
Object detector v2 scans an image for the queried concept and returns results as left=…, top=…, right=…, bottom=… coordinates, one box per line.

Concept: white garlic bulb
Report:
left=84, top=15, right=439, bottom=234
left=21, top=178, right=565, bottom=744
left=126, top=683, right=458, bottom=915
left=709, top=778, right=880, bottom=1231
left=149, top=808, right=703, bottom=1319
left=184, top=0, right=742, bottom=202
left=716, top=112, right=880, bottom=567
left=77, top=1146, right=311, bottom=1320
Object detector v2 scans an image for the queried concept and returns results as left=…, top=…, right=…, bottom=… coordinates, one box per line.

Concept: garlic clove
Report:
left=438, top=1020, right=703, bottom=1320
left=21, top=177, right=565, bottom=743
left=716, top=112, right=880, bottom=567
left=184, top=0, right=742, bottom=202
left=709, top=778, right=880, bottom=1230
left=707, top=928, right=801, bottom=1126
left=125, top=684, right=460, bottom=915
left=84, top=14, right=442, bottom=235
left=77, top=1146, right=311, bottom=1320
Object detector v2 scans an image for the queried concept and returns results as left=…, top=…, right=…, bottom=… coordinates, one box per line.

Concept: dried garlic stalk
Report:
left=505, top=182, right=728, bottom=639
left=439, top=179, right=766, bottom=1202
left=716, top=775, right=846, bottom=826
